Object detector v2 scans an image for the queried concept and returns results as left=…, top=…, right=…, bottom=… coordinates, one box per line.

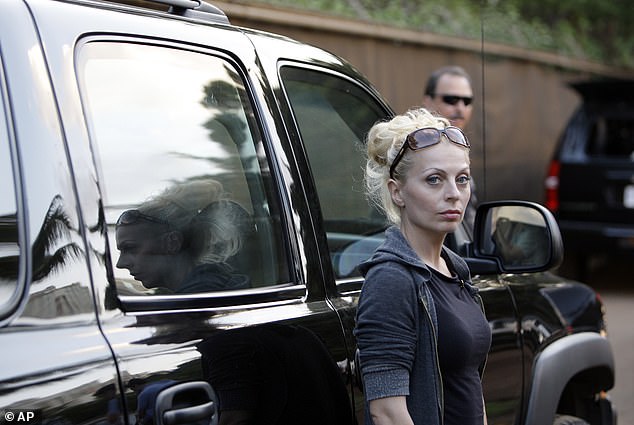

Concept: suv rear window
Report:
left=586, top=116, right=634, bottom=158
left=78, top=41, right=290, bottom=295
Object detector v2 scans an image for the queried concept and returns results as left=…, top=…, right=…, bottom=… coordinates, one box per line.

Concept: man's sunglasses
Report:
left=116, top=209, right=169, bottom=227
left=438, top=94, right=473, bottom=106
left=389, top=126, right=470, bottom=179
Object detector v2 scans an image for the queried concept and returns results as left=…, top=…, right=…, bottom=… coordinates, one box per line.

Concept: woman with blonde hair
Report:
left=115, top=179, right=250, bottom=293
left=354, top=108, right=490, bottom=425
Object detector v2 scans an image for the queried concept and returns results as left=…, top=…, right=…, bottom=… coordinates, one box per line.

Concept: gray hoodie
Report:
left=354, top=226, right=480, bottom=425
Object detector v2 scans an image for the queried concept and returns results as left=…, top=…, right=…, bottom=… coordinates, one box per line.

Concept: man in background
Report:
left=423, top=65, right=474, bottom=130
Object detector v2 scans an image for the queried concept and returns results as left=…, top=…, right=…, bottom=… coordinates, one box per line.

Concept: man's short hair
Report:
left=424, top=66, right=472, bottom=97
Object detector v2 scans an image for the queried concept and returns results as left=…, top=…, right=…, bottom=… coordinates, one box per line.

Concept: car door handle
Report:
left=163, top=401, right=215, bottom=425
left=154, top=381, right=218, bottom=425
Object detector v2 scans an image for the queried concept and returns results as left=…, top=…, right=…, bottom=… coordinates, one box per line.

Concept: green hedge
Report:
left=248, top=0, right=634, bottom=69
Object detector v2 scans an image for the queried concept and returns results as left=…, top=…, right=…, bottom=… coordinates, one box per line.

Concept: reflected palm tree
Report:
left=0, top=214, right=19, bottom=280
left=161, top=80, right=253, bottom=181
left=201, top=79, right=252, bottom=169
left=31, top=195, right=84, bottom=282
left=1, top=195, right=83, bottom=282
left=163, top=79, right=264, bottom=206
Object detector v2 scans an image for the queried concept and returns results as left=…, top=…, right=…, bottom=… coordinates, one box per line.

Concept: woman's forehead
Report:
left=116, top=221, right=165, bottom=240
left=410, top=141, right=470, bottom=169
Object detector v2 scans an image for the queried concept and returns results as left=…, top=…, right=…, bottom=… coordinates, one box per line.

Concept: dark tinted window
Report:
left=78, top=42, right=289, bottom=295
left=586, top=116, right=634, bottom=158
left=281, top=66, right=388, bottom=279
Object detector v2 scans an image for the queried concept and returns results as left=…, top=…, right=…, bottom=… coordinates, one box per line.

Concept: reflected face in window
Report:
left=115, top=222, right=177, bottom=289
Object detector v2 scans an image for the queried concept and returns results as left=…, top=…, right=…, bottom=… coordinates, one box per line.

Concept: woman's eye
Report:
left=457, top=175, right=471, bottom=185
left=426, top=175, right=441, bottom=185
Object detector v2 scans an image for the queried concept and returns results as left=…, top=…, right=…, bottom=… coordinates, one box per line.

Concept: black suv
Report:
left=0, top=1, right=615, bottom=424
left=545, top=79, right=634, bottom=271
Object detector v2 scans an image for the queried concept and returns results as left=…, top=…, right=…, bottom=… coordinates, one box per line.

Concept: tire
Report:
left=553, top=415, right=590, bottom=425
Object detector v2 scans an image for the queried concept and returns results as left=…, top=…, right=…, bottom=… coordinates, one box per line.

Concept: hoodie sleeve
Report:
left=354, top=262, right=419, bottom=401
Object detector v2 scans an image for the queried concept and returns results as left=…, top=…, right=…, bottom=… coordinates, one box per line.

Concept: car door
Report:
left=30, top=1, right=355, bottom=424
left=276, top=62, right=524, bottom=424
left=276, top=63, right=393, bottom=422
left=0, top=3, right=121, bottom=423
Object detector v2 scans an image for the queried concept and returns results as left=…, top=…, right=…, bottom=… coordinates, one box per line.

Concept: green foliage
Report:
left=245, top=0, right=634, bottom=68
left=482, top=0, right=633, bottom=67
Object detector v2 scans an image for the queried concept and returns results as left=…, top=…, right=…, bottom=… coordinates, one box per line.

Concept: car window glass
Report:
left=78, top=42, right=289, bottom=295
left=0, top=82, right=20, bottom=311
left=280, top=66, right=388, bottom=279
left=586, top=115, right=634, bottom=158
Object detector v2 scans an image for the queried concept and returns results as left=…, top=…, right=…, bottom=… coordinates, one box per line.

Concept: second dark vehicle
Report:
left=545, top=78, right=634, bottom=275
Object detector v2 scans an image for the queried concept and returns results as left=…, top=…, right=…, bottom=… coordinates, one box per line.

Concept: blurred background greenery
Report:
left=245, top=0, right=634, bottom=69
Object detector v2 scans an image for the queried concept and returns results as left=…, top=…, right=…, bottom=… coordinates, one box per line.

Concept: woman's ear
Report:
left=388, top=179, right=405, bottom=208
left=163, top=230, right=184, bottom=254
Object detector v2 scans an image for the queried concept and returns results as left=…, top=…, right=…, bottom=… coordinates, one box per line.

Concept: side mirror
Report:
left=473, top=201, right=564, bottom=273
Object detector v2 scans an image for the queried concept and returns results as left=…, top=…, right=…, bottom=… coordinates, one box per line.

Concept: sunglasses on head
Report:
left=116, top=209, right=169, bottom=227
left=438, top=94, right=473, bottom=106
left=389, top=126, right=470, bottom=179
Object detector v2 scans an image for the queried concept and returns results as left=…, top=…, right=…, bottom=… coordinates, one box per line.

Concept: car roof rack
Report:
left=123, top=0, right=230, bottom=24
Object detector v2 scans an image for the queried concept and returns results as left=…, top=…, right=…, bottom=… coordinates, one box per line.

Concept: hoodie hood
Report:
left=358, top=226, right=479, bottom=297
left=358, top=226, right=433, bottom=281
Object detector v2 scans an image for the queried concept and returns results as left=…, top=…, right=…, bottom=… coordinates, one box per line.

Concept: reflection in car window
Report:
left=281, top=66, right=389, bottom=279
left=78, top=42, right=289, bottom=295
left=489, top=206, right=549, bottom=268
left=0, top=82, right=20, bottom=309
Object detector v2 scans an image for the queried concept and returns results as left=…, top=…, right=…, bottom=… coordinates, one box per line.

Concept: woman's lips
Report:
left=440, top=210, right=462, bottom=220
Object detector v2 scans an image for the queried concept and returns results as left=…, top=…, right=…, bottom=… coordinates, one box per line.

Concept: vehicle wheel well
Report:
left=524, top=333, right=614, bottom=425
left=557, top=366, right=614, bottom=424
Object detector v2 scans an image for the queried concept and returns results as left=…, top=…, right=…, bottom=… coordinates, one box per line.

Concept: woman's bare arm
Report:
left=369, top=396, right=415, bottom=425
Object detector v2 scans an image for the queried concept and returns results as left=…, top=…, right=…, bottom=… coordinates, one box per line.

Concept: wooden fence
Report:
left=216, top=1, right=632, bottom=203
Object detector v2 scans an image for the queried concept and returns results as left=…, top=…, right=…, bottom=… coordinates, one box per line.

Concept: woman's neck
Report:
left=164, top=256, right=196, bottom=291
left=400, top=223, right=448, bottom=273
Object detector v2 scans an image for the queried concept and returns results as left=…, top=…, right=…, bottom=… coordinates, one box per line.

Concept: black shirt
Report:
left=428, top=255, right=492, bottom=425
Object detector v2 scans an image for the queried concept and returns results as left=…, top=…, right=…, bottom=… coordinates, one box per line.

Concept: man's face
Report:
left=425, top=74, right=473, bottom=130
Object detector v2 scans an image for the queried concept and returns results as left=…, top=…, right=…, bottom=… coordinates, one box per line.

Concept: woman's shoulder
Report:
left=363, top=259, right=427, bottom=296
left=365, top=256, right=415, bottom=276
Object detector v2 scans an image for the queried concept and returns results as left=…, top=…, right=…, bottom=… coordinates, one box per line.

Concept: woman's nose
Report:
left=445, top=181, right=461, bottom=199
left=116, top=253, right=130, bottom=269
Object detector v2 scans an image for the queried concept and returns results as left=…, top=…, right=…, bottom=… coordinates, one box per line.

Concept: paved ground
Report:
left=600, top=291, right=634, bottom=425
left=557, top=255, right=633, bottom=425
